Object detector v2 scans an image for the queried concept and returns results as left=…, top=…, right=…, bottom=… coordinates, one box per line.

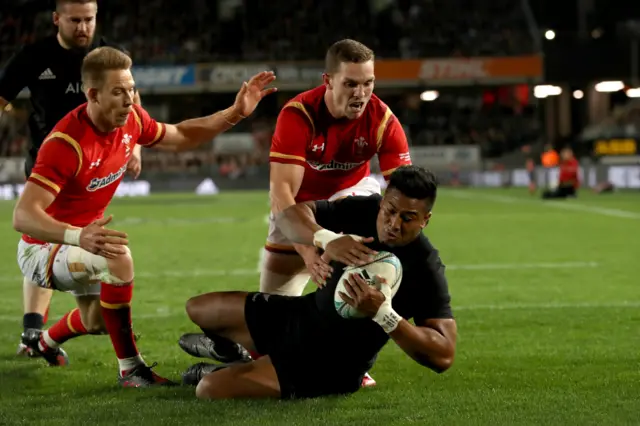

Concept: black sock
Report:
left=23, top=313, right=44, bottom=331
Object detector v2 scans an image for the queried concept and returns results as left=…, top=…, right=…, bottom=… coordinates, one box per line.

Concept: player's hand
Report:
left=79, top=215, right=129, bottom=259
left=338, top=273, right=387, bottom=318
left=324, top=235, right=377, bottom=267
left=126, top=146, right=142, bottom=179
left=297, top=245, right=333, bottom=287
left=232, top=71, right=277, bottom=117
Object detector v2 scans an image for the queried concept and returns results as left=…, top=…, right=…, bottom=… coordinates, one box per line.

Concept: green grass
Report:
left=0, top=188, right=639, bottom=426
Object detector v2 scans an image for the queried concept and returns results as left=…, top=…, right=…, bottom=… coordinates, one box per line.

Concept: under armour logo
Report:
left=90, top=159, right=101, bottom=168
left=312, top=143, right=324, bottom=152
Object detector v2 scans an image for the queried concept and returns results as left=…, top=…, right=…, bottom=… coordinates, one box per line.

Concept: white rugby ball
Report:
left=334, top=251, right=403, bottom=319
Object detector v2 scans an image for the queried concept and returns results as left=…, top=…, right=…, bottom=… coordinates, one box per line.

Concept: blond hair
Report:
left=325, top=39, right=374, bottom=74
left=81, top=47, right=132, bottom=89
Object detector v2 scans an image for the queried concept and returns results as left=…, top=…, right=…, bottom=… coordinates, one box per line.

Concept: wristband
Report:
left=372, top=304, right=403, bottom=334
left=63, top=228, right=81, bottom=246
left=312, top=229, right=341, bottom=250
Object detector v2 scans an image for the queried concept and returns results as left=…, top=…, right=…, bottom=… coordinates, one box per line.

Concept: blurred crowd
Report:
left=0, top=0, right=542, bottom=179
left=0, top=0, right=537, bottom=65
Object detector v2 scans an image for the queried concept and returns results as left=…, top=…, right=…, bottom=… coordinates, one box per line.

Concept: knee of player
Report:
left=185, top=295, right=206, bottom=324
left=83, top=316, right=107, bottom=334
left=105, top=246, right=135, bottom=284
left=80, top=307, right=107, bottom=334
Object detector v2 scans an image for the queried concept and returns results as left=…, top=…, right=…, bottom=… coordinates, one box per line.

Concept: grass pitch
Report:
left=0, top=188, right=638, bottom=426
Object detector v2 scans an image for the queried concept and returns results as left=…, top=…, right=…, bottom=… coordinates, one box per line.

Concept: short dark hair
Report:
left=56, top=0, right=97, bottom=11
left=325, top=39, right=374, bottom=74
left=386, top=166, right=438, bottom=211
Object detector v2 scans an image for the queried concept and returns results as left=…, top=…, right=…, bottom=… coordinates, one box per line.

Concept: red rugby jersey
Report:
left=23, top=103, right=166, bottom=244
left=269, top=85, right=411, bottom=202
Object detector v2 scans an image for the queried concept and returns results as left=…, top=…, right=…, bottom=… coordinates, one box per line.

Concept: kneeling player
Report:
left=180, top=166, right=457, bottom=399
left=12, top=46, right=276, bottom=386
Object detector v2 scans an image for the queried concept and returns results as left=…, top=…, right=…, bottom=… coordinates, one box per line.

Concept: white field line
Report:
left=450, top=191, right=640, bottom=219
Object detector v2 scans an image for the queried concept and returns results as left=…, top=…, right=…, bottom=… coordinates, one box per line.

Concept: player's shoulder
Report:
left=411, top=234, right=445, bottom=272
left=46, top=104, right=91, bottom=143
left=282, top=85, right=325, bottom=116
left=11, top=35, right=56, bottom=58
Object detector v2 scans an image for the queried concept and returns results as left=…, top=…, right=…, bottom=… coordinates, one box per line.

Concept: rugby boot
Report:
left=22, top=329, right=69, bottom=366
left=181, top=362, right=232, bottom=386
left=118, top=362, right=177, bottom=387
left=16, top=328, right=42, bottom=358
left=178, top=333, right=252, bottom=363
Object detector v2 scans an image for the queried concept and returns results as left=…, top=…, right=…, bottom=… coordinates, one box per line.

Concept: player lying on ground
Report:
left=0, top=0, right=144, bottom=357
left=12, top=46, right=276, bottom=387
left=179, top=166, right=457, bottom=399
left=180, top=38, right=412, bottom=388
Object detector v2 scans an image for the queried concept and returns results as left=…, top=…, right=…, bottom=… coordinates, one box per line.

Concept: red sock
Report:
left=100, top=282, right=139, bottom=359
left=47, top=308, right=88, bottom=345
left=43, top=306, right=50, bottom=325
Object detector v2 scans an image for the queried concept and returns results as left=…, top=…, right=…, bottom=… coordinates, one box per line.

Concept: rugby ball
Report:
left=334, top=251, right=403, bottom=319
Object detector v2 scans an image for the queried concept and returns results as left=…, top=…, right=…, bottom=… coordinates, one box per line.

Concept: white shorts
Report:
left=17, top=239, right=101, bottom=296
left=265, top=176, right=381, bottom=253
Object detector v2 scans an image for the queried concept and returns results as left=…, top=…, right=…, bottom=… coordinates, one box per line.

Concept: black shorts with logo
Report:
left=244, top=292, right=367, bottom=399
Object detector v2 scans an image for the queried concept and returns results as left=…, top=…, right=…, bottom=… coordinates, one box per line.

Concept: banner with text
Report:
left=130, top=65, right=196, bottom=88
left=196, top=55, right=543, bottom=90
left=8, top=56, right=543, bottom=97
left=375, top=55, right=543, bottom=85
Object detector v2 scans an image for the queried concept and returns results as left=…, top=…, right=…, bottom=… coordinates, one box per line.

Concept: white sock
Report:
left=118, top=355, right=145, bottom=375
left=40, top=330, right=60, bottom=350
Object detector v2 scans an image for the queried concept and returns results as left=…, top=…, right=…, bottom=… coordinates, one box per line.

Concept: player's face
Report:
left=377, top=188, right=432, bottom=247
left=96, top=69, right=136, bottom=128
left=325, top=61, right=375, bottom=119
left=53, top=3, right=97, bottom=49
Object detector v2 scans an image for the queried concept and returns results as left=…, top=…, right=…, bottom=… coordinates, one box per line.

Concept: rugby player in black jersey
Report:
left=179, top=165, right=457, bottom=399
left=0, top=0, right=143, bottom=356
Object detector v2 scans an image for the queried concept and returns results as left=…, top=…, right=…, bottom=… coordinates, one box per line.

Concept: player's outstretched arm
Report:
left=275, top=201, right=322, bottom=246
left=339, top=273, right=456, bottom=373
left=151, top=72, right=276, bottom=152
left=388, top=317, right=457, bottom=373
left=13, top=184, right=129, bottom=257
left=276, top=201, right=376, bottom=266
left=13, top=182, right=75, bottom=244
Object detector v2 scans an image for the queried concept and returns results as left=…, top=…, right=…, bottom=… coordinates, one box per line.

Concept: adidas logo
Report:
left=38, top=68, right=56, bottom=80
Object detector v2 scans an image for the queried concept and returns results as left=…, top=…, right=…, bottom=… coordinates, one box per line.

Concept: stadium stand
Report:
left=0, top=0, right=541, bottom=176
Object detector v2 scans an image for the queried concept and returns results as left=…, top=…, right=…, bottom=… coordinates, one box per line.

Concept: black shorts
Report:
left=244, top=292, right=366, bottom=399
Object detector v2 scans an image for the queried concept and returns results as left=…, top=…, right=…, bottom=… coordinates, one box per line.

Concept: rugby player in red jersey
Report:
left=12, top=47, right=276, bottom=387
left=178, top=39, right=411, bottom=388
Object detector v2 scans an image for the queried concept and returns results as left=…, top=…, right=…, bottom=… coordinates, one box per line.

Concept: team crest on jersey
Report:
left=354, top=136, right=368, bottom=156
left=86, top=165, right=127, bottom=192
left=123, top=133, right=132, bottom=155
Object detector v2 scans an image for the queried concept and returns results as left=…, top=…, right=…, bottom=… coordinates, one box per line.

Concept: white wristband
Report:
left=372, top=304, right=403, bottom=334
left=63, top=228, right=81, bottom=246
left=312, top=229, right=341, bottom=250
